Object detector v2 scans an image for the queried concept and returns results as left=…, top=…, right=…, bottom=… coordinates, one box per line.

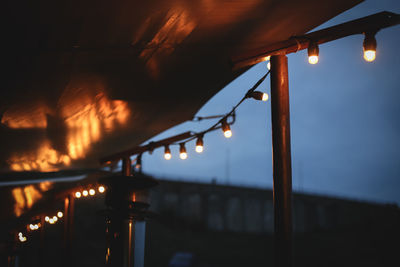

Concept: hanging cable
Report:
left=100, top=70, right=270, bottom=165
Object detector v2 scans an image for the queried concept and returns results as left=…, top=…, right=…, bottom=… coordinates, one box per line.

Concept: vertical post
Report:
left=122, top=157, right=132, bottom=177
left=37, top=216, right=45, bottom=267
left=121, top=157, right=135, bottom=267
left=270, top=55, right=293, bottom=267
left=106, top=157, right=136, bottom=267
left=64, top=195, right=74, bottom=267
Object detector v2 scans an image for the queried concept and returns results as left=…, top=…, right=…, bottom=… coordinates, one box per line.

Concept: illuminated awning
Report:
left=1, top=0, right=362, bottom=173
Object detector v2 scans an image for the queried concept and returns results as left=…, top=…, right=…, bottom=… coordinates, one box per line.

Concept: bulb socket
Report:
left=363, top=32, right=377, bottom=52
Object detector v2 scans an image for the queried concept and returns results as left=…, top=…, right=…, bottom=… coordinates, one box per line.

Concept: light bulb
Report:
left=164, top=146, right=172, bottom=160
left=179, top=143, right=187, bottom=160
left=308, top=55, right=318, bottom=64
left=363, top=32, right=377, bottom=62
left=307, top=41, right=319, bottom=64
left=180, top=152, right=187, bottom=160
left=45, top=216, right=50, bottom=222
left=164, top=152, right=171, bottom=160
left=195, top=145, right=203, bottom=153
left=363, top=50, right=376, bottom=62
left=89, top=189, right=95, bottom=196
left=53, top=216, right=58, bottom=222
left=224, top=130, right=232, bottom=138
left=19, top=234, right=27, bottom=242
left=221, top=119, right=232, bottom=138
left=29, top=224, right=35, bottom=230
left=57, top=211, right=63, bottom=218
left=98, top=186, right=105, bottom=193
left=82, top=190, right=88, bottom=197
left=195, top=136, right=204, bottom=153
left=49, top=219, right=54, bottom=224
left=75, top=192, right=81, bottom=198
left=248, top=91, right=269, bottom=102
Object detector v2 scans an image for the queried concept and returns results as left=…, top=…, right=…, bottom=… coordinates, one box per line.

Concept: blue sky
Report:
left=142, top=0, right=400, bottom=205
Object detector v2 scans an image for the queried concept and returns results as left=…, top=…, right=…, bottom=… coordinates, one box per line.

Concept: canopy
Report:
left=2, top=0, right=362, bottom=174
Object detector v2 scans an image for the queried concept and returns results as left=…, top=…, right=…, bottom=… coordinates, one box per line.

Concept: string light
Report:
left=195, top=135, right=204, bottom=153
left=164, top=146, right=172, bottom=160
left=101, top=71, right=270, bottom=168
left=45, top=216, right=50, bottom=222
left=89, top=189, right=95, bottom=196
left=308, top=41, right=319, bottom=64
left=98, top=185, right=105, bottom=193
left=82, top=190, right=89, bottom=197
left=363, top=32, right=377, bottom=62
left=18, top=232, right=27, bottom=243
left=179, top=143, right=187, bottom=160
left=53, top=216, right=58, bottom=222
left=75, top=191, right=81, bottom=198
left=49, top=218, right=55, bottom=224
left=221, top=118, right=232, bottom=138
left=57, top=211, right=63, bottom=218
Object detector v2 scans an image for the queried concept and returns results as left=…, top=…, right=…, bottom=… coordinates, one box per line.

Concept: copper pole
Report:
left=270, top=55, right=293, bottom=267
left=64, top=195, right=74, bottom=267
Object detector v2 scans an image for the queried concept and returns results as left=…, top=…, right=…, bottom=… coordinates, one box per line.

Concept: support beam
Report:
left=233, top=11, right=400, bottom=69
left=270, top=55, right=293, bottom=267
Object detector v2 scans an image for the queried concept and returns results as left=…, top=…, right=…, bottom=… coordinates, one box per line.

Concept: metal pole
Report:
left=64, top=195, right=74, bottom=267
left=122, top=157, right=132, bottom=176
left=270, top=55, right=293, bottom=267
left=37, top=216, right=45, bottom=267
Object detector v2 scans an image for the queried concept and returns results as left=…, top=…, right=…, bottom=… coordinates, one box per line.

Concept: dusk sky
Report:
left=143, top=0, right=400, bottom=205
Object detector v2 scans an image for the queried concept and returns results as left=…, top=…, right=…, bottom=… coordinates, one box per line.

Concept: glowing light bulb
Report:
left=82, top=190, right=88, bottom=197
left=53, top=216, right=58, bottom=222
left=89, top=189, right=95, bottom=196
left=195, top=145, right=203, bottom=153
left=248, top=91, right=269, bottom=102
left=57, top=211, right=63, bottom=218
left=49, top=219, right=54, bottom=224
left=224, top=130, right=232, bottom=138
left=29, top=224, right=35, bottom=230
left=221, top=119, right=232, bottom=138
left=308, top=55, right=318, bottom=64
left=307, top=41, right=319, bottom=64
left=98, top=186, right=105, bottom=193
left=164, top=146, right=172, bottom=160
left=180, top=152, right=187, bottom=160
left=34, top=224, right=39, bottom=230
left=363, top=50, right=376, bottom=62
left=195, top=136, right=204, bottom=153
left=363, top=32, right=377, bottom=62
left=179, top=143, right=187, bottom=160
left=45, top=216, right=50, bottom=222
left=75, top=192, right=81, bottom=198
left=19, top=234, right=27, bottom=242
